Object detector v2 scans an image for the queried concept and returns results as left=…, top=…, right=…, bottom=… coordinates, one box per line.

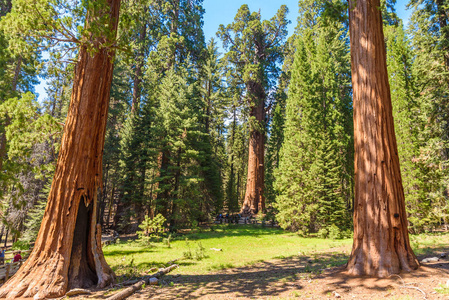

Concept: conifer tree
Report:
left=346, top=0, right=418, bottom=277
left=265, top=34, right=296, bottom=212
left=384, top=24, right=438, bottom=232
left=405, top=0, right=449, bottom=229
left=218, top=4, right=289, bottom=215
left=274, top=0, right=353, bottom=233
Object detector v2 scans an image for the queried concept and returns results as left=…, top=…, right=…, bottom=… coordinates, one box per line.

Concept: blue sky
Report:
left=203, top=0, right=412, bottom=43
left=35, top=0, right=413, bottom=101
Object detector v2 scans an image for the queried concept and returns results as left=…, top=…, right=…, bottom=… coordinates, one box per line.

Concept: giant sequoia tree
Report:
left=346, top=0, right=419, bottom=276
left=0, top=0, right=121, bottom=298
left=218, top=4, right=288, bottom=215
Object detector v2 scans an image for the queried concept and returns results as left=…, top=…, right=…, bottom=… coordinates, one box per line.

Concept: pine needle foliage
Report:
left=274, top=0, right=353, bottom=234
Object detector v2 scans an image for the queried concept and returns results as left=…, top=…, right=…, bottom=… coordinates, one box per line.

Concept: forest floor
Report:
left=79, top=226, right=449, bottom=299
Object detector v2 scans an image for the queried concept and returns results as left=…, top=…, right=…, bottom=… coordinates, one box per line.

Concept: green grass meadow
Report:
left=103, top=225, right=449, bottom=280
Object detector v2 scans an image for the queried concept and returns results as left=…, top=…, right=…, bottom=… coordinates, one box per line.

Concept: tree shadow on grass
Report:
left=129, top=253, right=352, bottom=299
left=94, top=243, right=449, bottom=299
left=130, top=247, right=449, bottom=300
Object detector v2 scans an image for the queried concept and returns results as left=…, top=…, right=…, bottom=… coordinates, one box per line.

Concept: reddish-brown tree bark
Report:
left=346, top=0, right=419, bottom=277
left=241, top=81, right=266, bottom=215
left=0, top=1, right=121, bottom=298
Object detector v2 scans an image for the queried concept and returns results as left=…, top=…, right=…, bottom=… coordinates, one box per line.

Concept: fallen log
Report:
left=65, top=289, right=91, bottom=296
left=105, top=264, right=178, bottom=300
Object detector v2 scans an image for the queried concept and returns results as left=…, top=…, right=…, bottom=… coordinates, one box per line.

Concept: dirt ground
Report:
left=131, top=259, right=448, bottom=300
left=80, top=249, right=449, bottom=300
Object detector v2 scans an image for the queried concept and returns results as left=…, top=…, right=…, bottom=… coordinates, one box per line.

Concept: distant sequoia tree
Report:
left=218, top=4, right=289, bottom=215
left=0, top=0, right=121, bottom=298
left=345, top=0, right=419, bottom=277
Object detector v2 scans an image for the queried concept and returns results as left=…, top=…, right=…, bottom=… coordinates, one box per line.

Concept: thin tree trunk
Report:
left=0, top=1, right=121, bottom=298
left=205, top=81, right=211, bottom=133
left=131, top=13, right=147, bottom=114
left=169, top=147, right=181, bottom=231
left=346, top=0, right=419, bottom=277
left=4, top=228, right=8, bottom=248
left=156, top=150, right=171, bottom=218
left=436, top=0, right=449, bottom=71
left=11, top=56, right=22, bottom=92
left=0, top=224, right=4, bottom=245
left=105, top=184, right=115, bottom=228
left=167, top=0, right=179, bottom=69
left=99, top=165, right=110, bottom=226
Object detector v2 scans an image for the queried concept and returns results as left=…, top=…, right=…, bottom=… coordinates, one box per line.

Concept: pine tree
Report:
left=274, top=0, right=353, bottom=234
left=265, top=34, right=297, bottom=215
left=406, top=0, right=449, bottom=230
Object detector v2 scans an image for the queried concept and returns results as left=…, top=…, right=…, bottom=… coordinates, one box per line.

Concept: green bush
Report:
left=317, top=225, right=352, bottom=240
left=138, top=214, right=167, bottom=237
left=317, top=227, right=329, bottom=239
left=12, top=240, right=30, bottom=250
left=328, top=224, right=343, bottom=239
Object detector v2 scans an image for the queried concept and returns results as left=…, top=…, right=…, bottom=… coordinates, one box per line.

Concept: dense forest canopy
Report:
left=0, top=0, right=447, bottom=260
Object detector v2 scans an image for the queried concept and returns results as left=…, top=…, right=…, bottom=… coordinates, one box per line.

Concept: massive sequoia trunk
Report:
left=346, top=0, right=419, bottom=277
left=0, top=1, right=121, bottom=298
left=241, top=81, right=265, bottom=215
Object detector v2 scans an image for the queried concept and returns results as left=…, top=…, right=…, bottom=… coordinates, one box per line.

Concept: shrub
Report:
left=317, top=227, right=329, bottom=239
left=138, top=214, right=167, bottom=237
left=12, top=240, right=30, bottom=250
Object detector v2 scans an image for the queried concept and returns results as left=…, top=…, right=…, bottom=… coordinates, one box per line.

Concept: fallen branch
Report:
left=65, top=288, right=91, bottom=296
left=166, top=257, right=181, bottom=265
left=210, top=248, right=222, bottom=251
left=105, top=264, right=178, bottom=300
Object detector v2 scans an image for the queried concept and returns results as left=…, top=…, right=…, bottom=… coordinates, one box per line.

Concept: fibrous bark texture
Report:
left=241, top=81, right=265, bottom=216
left=346, top=0, right=419, bottom=277
left=0, top=1, right=121, bottom=298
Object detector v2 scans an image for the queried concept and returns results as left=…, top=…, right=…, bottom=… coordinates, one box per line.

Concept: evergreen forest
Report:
left=0, top=0, right=448, bottom=258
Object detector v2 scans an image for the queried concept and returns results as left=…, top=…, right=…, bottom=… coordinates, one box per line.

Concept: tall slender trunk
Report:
left=3, top=228, right=8, bottom=248
left=436, top=0, right=449, bottom=71
left=169, top=147, right=182, bottom=231
left=346, top=0, right=419, bottom=277
left=205, top=81, right=211, bottom=133
left=0, top=0, right=121, bottom=298
left=105, top=184, right=115, bottom=228
left=167, top=0, right=179, bottom=69
left=11, top=56, right=22, bottom=92
left=131, top=14, right=147, bottom=114
left=241, top=81, right=265, bottom=215
left=99, top=165, right=110, bottom=226
left=0, top=224, right=4, bottom=245
left=156, top=150, right=171, bottom=218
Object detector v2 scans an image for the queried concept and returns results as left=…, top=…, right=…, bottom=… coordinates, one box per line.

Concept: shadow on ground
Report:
left=130, top=252, right=350, bottom=299
left=86, top=245, right=449, bottom=299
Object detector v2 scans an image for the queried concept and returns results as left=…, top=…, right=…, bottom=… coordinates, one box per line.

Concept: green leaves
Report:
left=0, top=92, right=61, bottom=161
